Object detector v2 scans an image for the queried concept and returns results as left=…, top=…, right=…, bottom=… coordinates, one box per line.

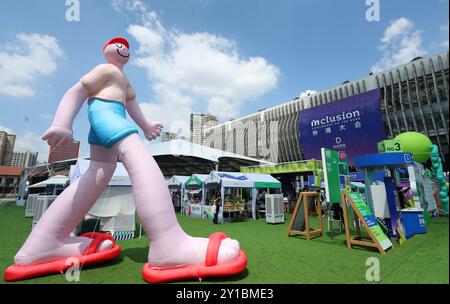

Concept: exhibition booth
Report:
left=245, top=173, right=282, bottom=220
left=183, top=174, right=209, bottom=218
left=354, top=152, right=429, bottom=238
left=69, top=159, right=136, bottom=240
left=167, top=175, right=190, bottom=212
left=176, top=171, right=282, bottom=222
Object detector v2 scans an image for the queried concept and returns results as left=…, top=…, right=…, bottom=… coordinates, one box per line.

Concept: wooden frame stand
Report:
left=287, top=192, right=323, bottom=240
left=341, top=192, right=389, bottom=255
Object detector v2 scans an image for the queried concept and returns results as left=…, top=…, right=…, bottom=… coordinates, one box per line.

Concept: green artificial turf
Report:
left=0, top=203, right=448, bottom=284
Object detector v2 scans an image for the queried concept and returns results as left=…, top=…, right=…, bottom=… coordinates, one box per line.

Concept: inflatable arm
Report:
left=126, top=98, right=163, bottom=141
left=42, top=82, right=89, bottom=147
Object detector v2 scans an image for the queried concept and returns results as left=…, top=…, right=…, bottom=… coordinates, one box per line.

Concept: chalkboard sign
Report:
left=288, top=192, right=323, bottom=240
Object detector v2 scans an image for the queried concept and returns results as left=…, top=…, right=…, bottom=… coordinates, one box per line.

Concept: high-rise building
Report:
left=205, top=51, right=449, bottom=168
left=11, top=151, right=38, bottom=167
left=0, top=131, right=16, bottom=166
left=48, top=141, right=80, bottom=163
left=190, top=113, right=219, bottom=145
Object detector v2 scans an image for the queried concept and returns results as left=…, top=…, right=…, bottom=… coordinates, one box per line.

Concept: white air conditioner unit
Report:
left=32, top=195, right=58, bottom=229
left=265, top=194, right=285, bottom=224
left=25, top=194, right=39, bottom=218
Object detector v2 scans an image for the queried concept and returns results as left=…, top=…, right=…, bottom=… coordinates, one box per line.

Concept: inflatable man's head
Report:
left=103, top=37, right=130, bottom=65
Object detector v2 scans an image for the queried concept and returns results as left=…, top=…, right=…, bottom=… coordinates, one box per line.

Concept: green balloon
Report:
left=395, top=132, right=432, bottom=163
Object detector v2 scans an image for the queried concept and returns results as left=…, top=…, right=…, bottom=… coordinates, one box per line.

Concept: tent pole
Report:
left=201, top=185, right=205, bottom=219
left=252, top=188, right=256, bottom=220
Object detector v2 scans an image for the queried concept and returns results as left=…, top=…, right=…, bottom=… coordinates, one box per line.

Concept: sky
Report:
left=0, top=0, right=448, bottom=162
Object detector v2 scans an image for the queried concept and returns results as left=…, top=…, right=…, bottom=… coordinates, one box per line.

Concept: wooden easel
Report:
left=341, top=192, right=390, bottom=255
left=287, top=192, right=323, bottom=240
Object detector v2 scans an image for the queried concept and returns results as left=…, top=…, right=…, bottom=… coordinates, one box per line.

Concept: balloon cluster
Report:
left=431, top=145, right=449, bottom=214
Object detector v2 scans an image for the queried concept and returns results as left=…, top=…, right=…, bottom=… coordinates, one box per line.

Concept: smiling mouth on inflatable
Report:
left=117, top=49, right=129, bottom=58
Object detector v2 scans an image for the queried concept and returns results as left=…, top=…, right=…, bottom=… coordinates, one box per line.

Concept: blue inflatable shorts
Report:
left=87, top=98, right=138, bottom=148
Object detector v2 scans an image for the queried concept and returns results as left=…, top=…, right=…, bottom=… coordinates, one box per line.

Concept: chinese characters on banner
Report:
left=299, top=89, right=386, bottom=165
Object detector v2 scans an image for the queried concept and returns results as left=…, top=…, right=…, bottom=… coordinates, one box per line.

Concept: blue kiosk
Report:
left=355, top=152, right=426, bottom=239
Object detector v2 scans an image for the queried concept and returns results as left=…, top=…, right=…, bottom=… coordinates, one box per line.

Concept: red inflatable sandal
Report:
left=142, top=232, right=247, bottom=283
left=4, top=232, right=121, bottom=282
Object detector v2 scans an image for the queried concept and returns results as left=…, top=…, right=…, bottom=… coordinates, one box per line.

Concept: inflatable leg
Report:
left=112, top=134, right=246, bottom=283
left=4, top=146, right=120, bottom=281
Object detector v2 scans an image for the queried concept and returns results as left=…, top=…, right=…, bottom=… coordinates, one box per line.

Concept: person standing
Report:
left=213, top=192, right=221, bottom=224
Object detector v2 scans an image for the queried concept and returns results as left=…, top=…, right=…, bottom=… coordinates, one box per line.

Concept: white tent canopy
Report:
left=205, top=171, right=254, bottom=188
left=167, top=175, right=190, bottom=210
left=185, top=174, right=210, bottom=190
left=28, top=175, right=68, bottom=188
left=167, top=175, right=190, bottom=189
left=150, top=140, right=273, bottom=164
left=245, top=173, right=281, bottom=189
left=183, top=174, right=210, bottom=217
left=148, top=139, right=274, bottom=177
left=69, top=159, right=131, bottom=186
left=204, top=171, right=259, bottom=222
left=69, top=159, right=135, bottom=236
left=172, top=171, right=283, bottom=222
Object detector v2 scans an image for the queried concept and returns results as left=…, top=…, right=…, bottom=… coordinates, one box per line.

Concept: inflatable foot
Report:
left=4, top=232, right=121, bottom=282
left=142, top=232, right=247, bottom=283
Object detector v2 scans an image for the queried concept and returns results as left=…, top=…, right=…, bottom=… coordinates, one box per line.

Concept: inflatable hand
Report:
left=42, top=125, right=74, bottom=148
left=143, top=121, right=163, bottom=141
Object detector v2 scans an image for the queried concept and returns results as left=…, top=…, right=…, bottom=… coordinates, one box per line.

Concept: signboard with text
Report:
left=378, top=140, right=403, bottom=153
left=348, top=192, right=393, bottom=251
left=299, top=89, right=386, bottom=165
left=321, top=148, right=350, bottom=204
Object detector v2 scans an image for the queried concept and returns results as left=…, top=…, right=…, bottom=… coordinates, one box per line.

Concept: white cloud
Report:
left=0, top=33, right=63, bottom=98
left=113, top=0, right=279, bottom=131
left=299, top=90, right=317, bottom=98
left=372, top=18, right=425, bottom=73
left=0, top=125, right=49, bottom=162
left=380, top=18, right=414, bottom=45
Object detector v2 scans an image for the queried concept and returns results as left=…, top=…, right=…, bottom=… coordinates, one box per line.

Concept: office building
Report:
left=0, top=131, right=16, bottom=166
left=190, top=113, right=219, bottom=145
left=48, top=141, right=80, bottom=163
left=11, top=151, right=38, bottom=167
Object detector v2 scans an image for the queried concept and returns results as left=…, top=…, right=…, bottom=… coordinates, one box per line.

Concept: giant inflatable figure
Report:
left=5, top=37, right=247, bottom=283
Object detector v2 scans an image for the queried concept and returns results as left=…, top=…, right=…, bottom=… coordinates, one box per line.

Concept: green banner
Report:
left=321, top=148, right=350, bottom=204
left=254, top=181, right=281, bottom=189
left=348, top=192, right=392, bottom=250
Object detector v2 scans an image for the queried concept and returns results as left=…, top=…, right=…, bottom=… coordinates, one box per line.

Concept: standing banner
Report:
left=300, top=89, right=386, bottom=165
left=342, top=191, right=393, bottom=254
left=321, top=148, right=350, bottom=204
left=348, top=192, right=393, bottom=251
left=287, top=192, right=323, bottom=240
